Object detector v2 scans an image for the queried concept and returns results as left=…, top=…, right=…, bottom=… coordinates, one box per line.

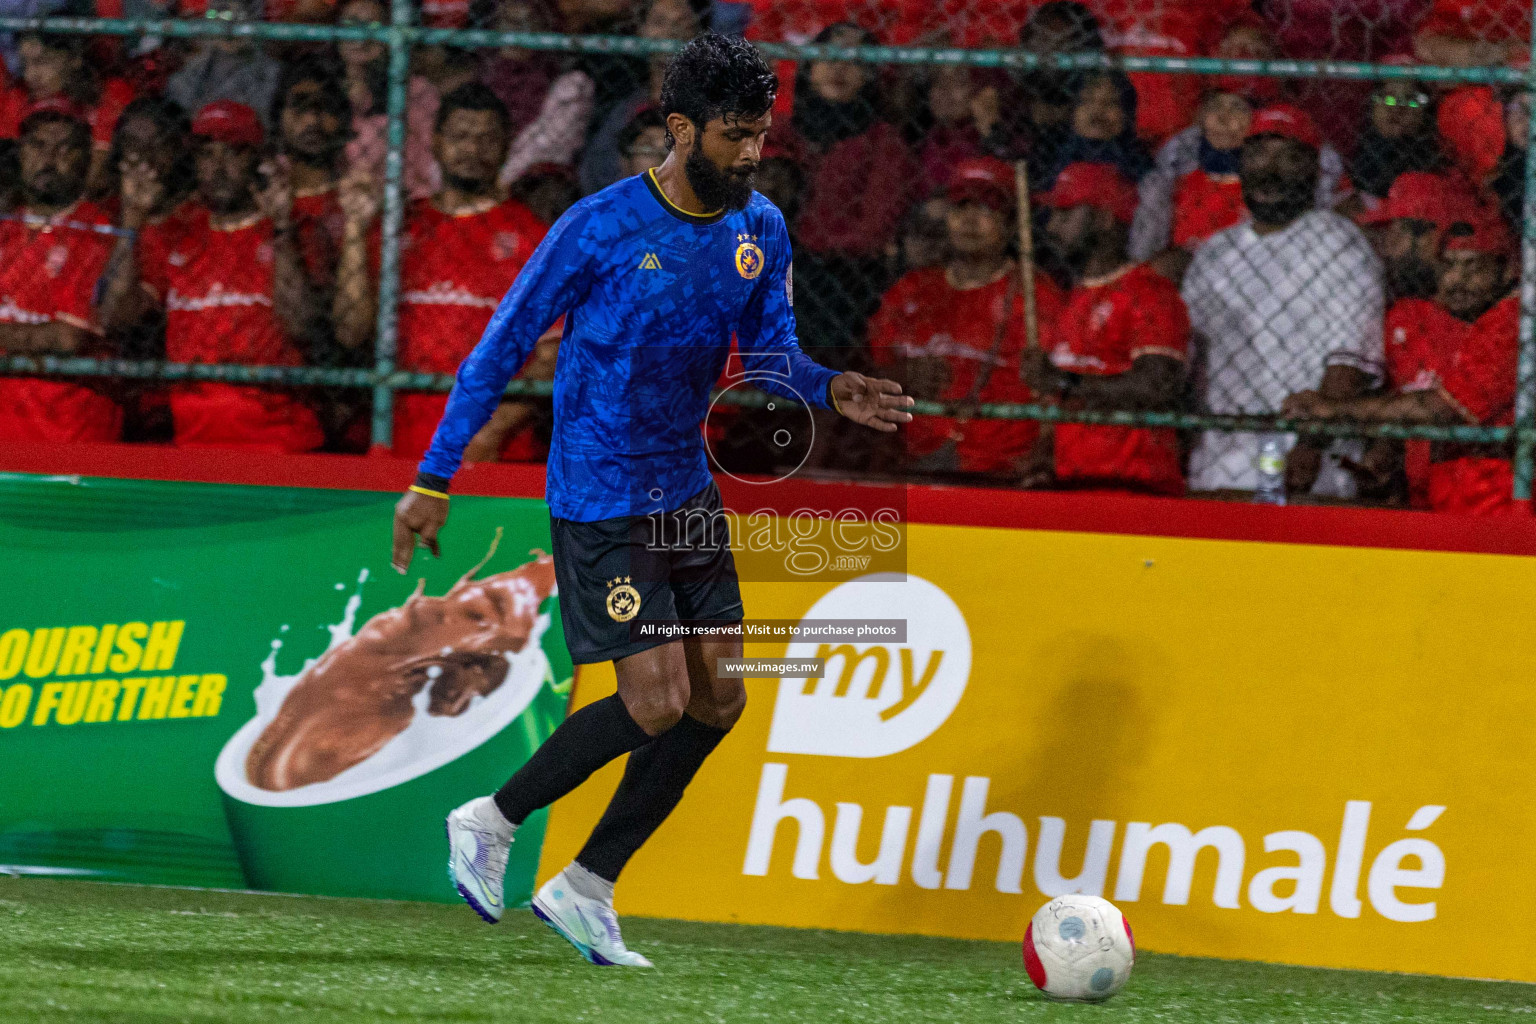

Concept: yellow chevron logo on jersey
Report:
left=639, top=253, right=664, bottom=270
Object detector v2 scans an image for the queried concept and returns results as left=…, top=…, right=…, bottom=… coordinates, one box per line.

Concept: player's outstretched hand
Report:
left=830, top=372, right=915, bottom=433
left=392, top=489, right=449, bottom=574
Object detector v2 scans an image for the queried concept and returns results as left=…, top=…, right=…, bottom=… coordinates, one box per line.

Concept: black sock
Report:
left=493, top=694, right=654, bottom=826
left=575, top=712, right=729, bottom=881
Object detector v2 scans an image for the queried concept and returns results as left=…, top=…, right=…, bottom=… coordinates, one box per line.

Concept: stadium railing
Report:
left=1, top=4, right=1533, bottom=498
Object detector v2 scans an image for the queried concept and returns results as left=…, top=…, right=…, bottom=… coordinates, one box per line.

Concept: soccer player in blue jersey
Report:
left=390, top=33, right=914, bottom=967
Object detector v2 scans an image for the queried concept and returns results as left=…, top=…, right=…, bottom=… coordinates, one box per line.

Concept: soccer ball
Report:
left=1023, top=895, right=1135, bottom=1002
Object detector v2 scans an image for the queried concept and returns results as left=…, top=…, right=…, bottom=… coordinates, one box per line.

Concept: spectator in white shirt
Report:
left=1181, top=105, right=1385, bottom=499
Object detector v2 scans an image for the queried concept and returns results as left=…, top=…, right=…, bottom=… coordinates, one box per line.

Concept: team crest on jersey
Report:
left=605, top=576, right=641, bottom=622
left=735, top=234, right=763, bottom=280
left=44, top=245, right=69, bottom=278
left=492, top=231, right=520, bottom=260
left=256, top=241, right=274, bottom=266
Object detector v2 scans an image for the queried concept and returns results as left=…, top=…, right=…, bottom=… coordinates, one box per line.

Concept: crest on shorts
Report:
left=735, top=239, right=764, bottom=280
left=605, top=576, right=641, bottom=622
left=45, top=245, right=69, bottom=278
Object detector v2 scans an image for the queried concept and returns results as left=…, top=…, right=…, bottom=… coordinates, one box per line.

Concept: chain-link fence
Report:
left=0, top=1, right=1532, bottom=512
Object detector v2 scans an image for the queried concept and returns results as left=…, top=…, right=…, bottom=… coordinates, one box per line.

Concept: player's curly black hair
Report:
left=659, top=33, right=778, bottom=147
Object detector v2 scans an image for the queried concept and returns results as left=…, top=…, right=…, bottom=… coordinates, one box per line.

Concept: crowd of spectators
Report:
left=0, top=0, right=1533, bottom=514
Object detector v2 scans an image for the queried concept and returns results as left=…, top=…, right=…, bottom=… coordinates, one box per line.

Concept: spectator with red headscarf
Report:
left=868, top=157, right=1064, bottom=480
left=1286, top=215, right=1523, bottom=516
left=1029, top=161, right=1190, bottom=495
left=0, top=101, right=122, bottom=443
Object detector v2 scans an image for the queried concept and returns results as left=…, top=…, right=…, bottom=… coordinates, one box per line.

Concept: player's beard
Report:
left=685, top=149, right=755, bottom=211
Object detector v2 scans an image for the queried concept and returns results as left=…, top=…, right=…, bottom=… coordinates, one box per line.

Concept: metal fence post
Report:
left=1515, top=26, right=1536, bottom=500
left=369, top=0, right=413, bottom=451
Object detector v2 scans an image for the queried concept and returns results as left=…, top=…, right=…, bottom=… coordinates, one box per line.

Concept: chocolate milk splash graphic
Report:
left=246, top=536, right=556, bottom=792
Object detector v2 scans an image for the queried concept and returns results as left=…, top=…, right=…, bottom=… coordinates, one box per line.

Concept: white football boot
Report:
left=531, top=870, right=653, bottom=967
left=445, top=796, right=514, bottom=923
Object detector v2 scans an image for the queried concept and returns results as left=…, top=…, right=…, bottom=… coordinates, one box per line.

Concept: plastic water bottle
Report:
left=1254, top=435, right=1287, bottom=506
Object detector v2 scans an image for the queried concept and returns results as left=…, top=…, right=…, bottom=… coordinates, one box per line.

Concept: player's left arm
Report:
left=735, top=213, right=913, bottom=433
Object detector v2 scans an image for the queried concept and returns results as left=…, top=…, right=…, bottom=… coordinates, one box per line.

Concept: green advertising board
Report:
left=0, top=472, right=571, bottom=906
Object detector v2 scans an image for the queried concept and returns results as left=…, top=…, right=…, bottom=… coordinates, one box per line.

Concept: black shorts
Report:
left=551, top=480, right=743, bottom=664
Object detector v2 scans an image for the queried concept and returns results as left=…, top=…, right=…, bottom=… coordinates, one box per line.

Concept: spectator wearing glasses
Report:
left=578, top=0, right=708, bottom=196
left=1182, top=105, right=1384, bottom=500
left=0, top=100, right=123, bottom=443
left=1350, top=68, right=1445, bottom=212
left=164, top=0, right=283, bottom=128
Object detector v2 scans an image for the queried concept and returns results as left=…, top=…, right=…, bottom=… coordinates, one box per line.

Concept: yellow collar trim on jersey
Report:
left=646, top=167, right=724, bottom=223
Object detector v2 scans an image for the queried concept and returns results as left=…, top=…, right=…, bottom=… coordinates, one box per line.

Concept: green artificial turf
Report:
left=0, top=878, right=1528, bottom=1023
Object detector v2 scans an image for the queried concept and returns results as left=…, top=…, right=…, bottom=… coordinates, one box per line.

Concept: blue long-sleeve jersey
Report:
left=419, top=169, right=839, bottom=522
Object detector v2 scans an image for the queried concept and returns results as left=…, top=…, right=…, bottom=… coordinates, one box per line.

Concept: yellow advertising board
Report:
left=539, top=520, right=1536, bottom=982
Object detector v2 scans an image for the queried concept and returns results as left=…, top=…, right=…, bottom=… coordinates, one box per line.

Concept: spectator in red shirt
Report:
left=790, top=22, right=917, bottom=369
left=914, top=65, right=1015, bottom=198
left=791, top=22, right=915, bottom=264
left=868, top=157, right=1065, bottom=479
left=0, top=32, right=135, bottom=193
left=1029, top=161, right=1191, bottom=495
left=0, top=102, right=123, bottom=443
left=333, top=83, right=552, bottom=463
left=272, top=58, right=352, bottom=291
left=100, top=100, right=324, bottom=452
left=1358, top=170, right=1483, bottom=305
left=1286, top=215, right=1522, bottom=516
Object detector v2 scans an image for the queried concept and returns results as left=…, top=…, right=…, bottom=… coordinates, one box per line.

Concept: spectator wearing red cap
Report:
left=1183, top=104, right=1385, bottom=499
left=1358, top=170, right=1484, bottom=304
left=0, top=103, right=123, bottom=443
left=1024, top=161, right=1190, bottom=494
left=867, top=157, right=1065, bottom=479
left=0, top=32, right=135, bottom=192
left=1286, top=215, right=1523, bottom=515
left=333, top=84, right=552, bottom=463
left=99, top=100, right=325, bottom=453
left=1131, top=59, right=1351, bottom=264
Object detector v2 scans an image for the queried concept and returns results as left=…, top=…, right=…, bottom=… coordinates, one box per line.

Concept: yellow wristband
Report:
left=409, top=485, right=450, bottom=500
left=830, top=388, right=844, bottom=416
